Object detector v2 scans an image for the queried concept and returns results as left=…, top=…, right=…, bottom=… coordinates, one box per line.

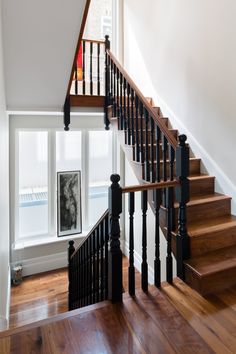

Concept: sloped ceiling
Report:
left=2, top=0, right=87, bottom=111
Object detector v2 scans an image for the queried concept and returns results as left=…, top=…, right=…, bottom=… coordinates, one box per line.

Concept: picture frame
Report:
left=57, top=170, right=82, bottom=237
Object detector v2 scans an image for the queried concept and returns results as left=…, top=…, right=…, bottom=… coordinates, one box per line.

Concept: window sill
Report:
left=13, top=230, right=90, bottom=250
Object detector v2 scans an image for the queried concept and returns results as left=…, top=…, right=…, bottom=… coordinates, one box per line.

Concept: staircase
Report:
left=106, top=84, right=236, bottom=296
left=65, top=29, right=236, bottom=302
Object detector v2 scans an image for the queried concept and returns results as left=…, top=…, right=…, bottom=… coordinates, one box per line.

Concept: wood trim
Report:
left=70, top=94, right=105, bottom=107
left=122, top=180, right=180, bottom=194
left=66, top=0, right=92, bottom=98
left=82, top=38, right=105, bottom=45
left=71, top=210, right=108, bottom=259
left=107, top=50, right=178, bottom=149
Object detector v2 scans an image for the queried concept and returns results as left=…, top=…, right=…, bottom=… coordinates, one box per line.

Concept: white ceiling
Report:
left=2, top=0, right=87, bottom=111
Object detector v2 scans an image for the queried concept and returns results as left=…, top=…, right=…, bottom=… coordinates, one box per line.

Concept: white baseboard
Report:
left=153, top=93, right=236, bottom=214
left=11, top=251, right=67, bottom=277
left=123, top=241, right=154, bottom=285
left=0, top=266, right=10, bottom=332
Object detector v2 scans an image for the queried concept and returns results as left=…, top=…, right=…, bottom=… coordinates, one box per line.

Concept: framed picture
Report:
left=57, top=171, right=82, bottom=237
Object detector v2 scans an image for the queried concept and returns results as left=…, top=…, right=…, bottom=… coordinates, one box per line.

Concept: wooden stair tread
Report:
left=184, top=245, right=236, bottom=277
left=185, top=192, right=231, bottom=207
left=187, top=215, right=236, bottom=237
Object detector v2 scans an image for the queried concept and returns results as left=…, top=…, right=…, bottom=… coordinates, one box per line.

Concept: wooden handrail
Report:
left=82, top=38, right=105, bottom=45
left=107, top=49, right=178, bottom=149
left=66, top=0, right=92, bottom=98
left=71, top=209, right=109, bottom=259
left=122, top=179, right=180, bottom=194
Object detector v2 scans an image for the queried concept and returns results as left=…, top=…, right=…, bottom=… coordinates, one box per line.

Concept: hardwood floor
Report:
left=9, top=256, right=140, bottom=329
left=7, top=261, right=236, bottom=353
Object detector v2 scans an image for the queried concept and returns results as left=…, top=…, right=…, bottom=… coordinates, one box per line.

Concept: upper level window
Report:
left=14, top=129, right=113, bottom=245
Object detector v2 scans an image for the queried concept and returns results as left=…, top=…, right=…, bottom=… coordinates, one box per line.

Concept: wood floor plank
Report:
left=162, top=281, right=233, bottom=354
left=137, top=287, right=214, bottom=354
left=120, top=294, right=177, bottom=354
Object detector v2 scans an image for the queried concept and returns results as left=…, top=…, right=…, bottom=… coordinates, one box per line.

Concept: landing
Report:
left=2, top=280, right=234, bottom=353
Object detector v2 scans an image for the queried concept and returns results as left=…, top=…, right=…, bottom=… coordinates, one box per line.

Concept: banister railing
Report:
left=106, top=48, right=178, bottom=149
left=70, top=38, right=106, bottom=97
left=68, top=210, right=109, bottom=310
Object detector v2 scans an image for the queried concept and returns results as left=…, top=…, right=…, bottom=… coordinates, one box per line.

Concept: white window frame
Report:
left=9, top=113, right=116, bottom=249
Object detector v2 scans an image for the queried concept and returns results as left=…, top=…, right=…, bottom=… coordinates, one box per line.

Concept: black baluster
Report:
left=113, top=65, right=117, bottom=117
left=116, top=70, right=120, bottom=125
left=141, top=190, right=148, bottom=292
left=82, top=245, right=85, bottom=307
left=82, top=40, right=86, bottom=95
left=68, top=240, right=75, bottom=310
left=119, top=74, right=123, bottom=130
left=108, top=174, right=123, bottom=302
left=85, top=241, right=89, bottom=306
left=134, top=95, right=140, bottom=162
left=110, top=60, right=113, bottom=107
left=75, top=61, right=78, bottom=95
left=104, top=35, right=110, bottom=130
left=89, top=236, right=93, bottom=305
left=162, top=135, right=168, bottom=206
left=176, top=135, right=190, bottom=280
left=166, top=187, right=173, bottom=284
left=169, top=145, right=176, bottom=230
left=139, top=102, right=144, bottom=163
left=128, top=192, right=135, bottom=296
left=123, top=78, right=127, bottom=143
left=96, top=228, right=100, bottom=303
left=131, top=89, right=135, bottom=145
left=127, top=84, right=131, bottom=145
left=100, top=222, right=104, bottom=301
left=79, top=249, right=82, bottom=307
left=150, top=118, right=155, bottom=182
left=154, top=190, right=161, bottom=288
left=92, top=231, right=96, bottom=304
left=97, top=43, right=100, bottom=95
left=64, top=96, right=70, bottom=131
left=90, top=42, right=93, bottom=95
left=104, top=214, right=109, bottom=299
left=144, top=109, right=150, bottom=181
left=156, top=125, right=161, bottom=182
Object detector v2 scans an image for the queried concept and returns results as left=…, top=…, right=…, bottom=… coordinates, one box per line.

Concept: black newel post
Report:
left=176, top=135, right=190, bottom=280
left=104, top=35, right=111, bottom=130
left=68, top=240, right=75, bottom=310
left=108, top=174, right=123, bottom=302
left=64, top=96, right=71, bottom=131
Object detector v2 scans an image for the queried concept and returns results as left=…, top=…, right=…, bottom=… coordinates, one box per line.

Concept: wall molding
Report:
left=154, top=93, right=236, bottom=214
left=11, top=252, right=67, bottom=277
left=0, top=266, right=11, bottom=331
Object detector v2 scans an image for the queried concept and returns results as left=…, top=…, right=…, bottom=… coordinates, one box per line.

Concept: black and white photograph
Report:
left=57, top=171, right=82, bottom=237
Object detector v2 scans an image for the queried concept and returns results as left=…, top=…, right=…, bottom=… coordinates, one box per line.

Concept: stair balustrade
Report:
left=68, top=210, right=109, bottom=310
left=67, top=35, right=191, bottom=310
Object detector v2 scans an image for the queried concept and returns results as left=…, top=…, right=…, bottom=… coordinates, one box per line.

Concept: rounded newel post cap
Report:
left=64, top=126, right=70, bottom=131
left=110, top=174, right=120, bottom=183
left=178, top=134, right=187, bottom=146
left=69, top=240, right=74, bottom=247
left=105, top=35, right=109, bottom=41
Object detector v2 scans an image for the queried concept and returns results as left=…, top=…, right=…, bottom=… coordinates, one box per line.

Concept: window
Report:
left=14, top=129, right=113, bottom=244
left=18, top=131, right=48, bottom=238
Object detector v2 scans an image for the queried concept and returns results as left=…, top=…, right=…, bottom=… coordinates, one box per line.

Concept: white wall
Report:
left=0, top=0, right=10, bottom=331
left=124, top=0, right=236, bottom=212
left=2, top=0, right=87, bottom=111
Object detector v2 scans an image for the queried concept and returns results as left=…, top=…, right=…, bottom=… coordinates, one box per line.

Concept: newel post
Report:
left=68, top=240, right=75, bottom=310
left=104, top=35, right=111, bottom=130
left=108, top=174, right=123, bottom=302
left=176, top=135, right=190, bottom=280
